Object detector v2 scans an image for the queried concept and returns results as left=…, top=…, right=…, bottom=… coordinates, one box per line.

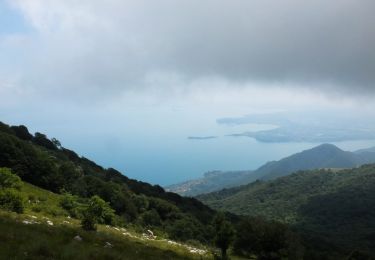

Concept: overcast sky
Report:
left=1, top=0, right=374, bottom=101
left=1, top=0, right=375, bottom=183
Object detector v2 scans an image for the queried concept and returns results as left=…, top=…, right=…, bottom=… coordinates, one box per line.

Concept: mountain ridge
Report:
left=167, top=143, right=375, bottom=196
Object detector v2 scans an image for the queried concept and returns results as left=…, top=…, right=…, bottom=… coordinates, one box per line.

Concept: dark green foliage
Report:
left=0, top=189, right=25, bottom=213
left=140, top=209, right=162, bottom=227
left=33, top=132, right=58, bottom=150
left=0, top=167, right=22, bottom=190
left=0, top=168, right=25, bottom=213
left=0, top=121, right=215, bottom=233
left=233, top=217, right=304, bottom=260
left=81, top=212, right=97, bottom=231
left=60, top=193, right=83, bottom=218
left=167, top=216, right=207, bottom=242
left=10, top=125, right=33, bottom=141
left=81, top=195, right=115, bottom=230
left=200, top=165, right=375, bottom=258
left=212, top=213, right=235, bottom=259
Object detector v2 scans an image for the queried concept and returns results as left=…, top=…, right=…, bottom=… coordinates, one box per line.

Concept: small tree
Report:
left=0, top=189, right=25, bottom=213
left=0, top=168, right=22, bottom=190
left=81, top=195, right=115, bottom=231
left=213, top=213, right=235, bottom=259
left=0, top=168, right=24, bottom=213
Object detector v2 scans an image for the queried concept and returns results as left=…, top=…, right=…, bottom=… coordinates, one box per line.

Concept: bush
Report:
left=81, top=212, right=97, bottom=231
left=0, top=189, right=25, bottom=213
left=0, top=168, right=22, bottom=190
left=212, top=213, right=235, bottom=259
left=233, top=217, right=304, bottom=259
left=140, top=209, right=162, bottom=227
left=81, top=195, right=115, bottom=231
left=60, top=193, right=81, bottom=218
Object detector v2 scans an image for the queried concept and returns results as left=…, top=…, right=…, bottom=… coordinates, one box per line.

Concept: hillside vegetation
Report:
left=168, top=143, right=375, bottom=196
left=0, top=121, right=307, bottom=259
left=198, top=164, right=375, bottom=257
left=0, top=178, right=211, bottom=260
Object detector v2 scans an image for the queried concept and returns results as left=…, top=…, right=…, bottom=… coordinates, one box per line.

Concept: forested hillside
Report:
left=168, top=143, right=375, bottom=196
left=0, top=121, right=308, bottom=259
left=198, top=165, right=375, bottom=258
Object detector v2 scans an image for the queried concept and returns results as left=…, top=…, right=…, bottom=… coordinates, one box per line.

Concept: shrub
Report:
left=0, top=189, right=25, bottom=213
left=81, top=211, right=97, bottom=231
left=60, top=193, right=81, bottom=217
left=233, top=217, right=304, bottom=259
left=81, top=195, right=115, bottom=231
left=0, top=168, right=22, bottom=190
left=140, top=209, right=162, bottom=227
left=212, top=213, right=235, bottom=259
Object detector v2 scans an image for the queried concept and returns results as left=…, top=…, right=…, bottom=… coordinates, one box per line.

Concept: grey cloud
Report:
left=7, top=0, right=375, bottom=96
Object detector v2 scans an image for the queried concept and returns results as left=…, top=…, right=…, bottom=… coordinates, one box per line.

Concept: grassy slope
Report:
left=0, top=182, right=213, bottom=260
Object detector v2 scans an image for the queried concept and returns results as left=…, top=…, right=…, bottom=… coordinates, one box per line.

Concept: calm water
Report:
left=64, top=116, right=375, bottom=186
left=5, top=107, right=375, bottom=186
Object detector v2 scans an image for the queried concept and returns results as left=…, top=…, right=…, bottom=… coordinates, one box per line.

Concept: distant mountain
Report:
left=246, top=143, right=375, bottom=181
left=166, top=170, right=253, bottom=196
left=197, top=164, right=375, bottom=256
left=167, top=144, right=375, bottom=196
left=355, top=146, right=375, bottom=154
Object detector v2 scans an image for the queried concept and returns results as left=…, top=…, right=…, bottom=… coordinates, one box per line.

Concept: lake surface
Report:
left=5, top=106, right=375, bottom=186
left=62, top=111, right=375, bottom=186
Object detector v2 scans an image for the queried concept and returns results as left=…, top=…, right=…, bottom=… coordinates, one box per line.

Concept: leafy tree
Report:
left=51, top=138, right=62, bottom=149
left=81, top=195, right=115, bottom=231
left=60, top=193, right=82, bottom=218
left=0, top=168, right=22, bottom=190
left=140, top=209, right=162, bottom=227
left=0, top=189, right=25, bottom=213
left=213, top=213, right=235, bottom=259
left=10, top=125, right=33, bottom=141
left=167, top=216, right=205, bottom=242
left=233, top=217, right=304, bottom=260
left=133, top=194, right=149, bottom=213
left=33, top=132, right=57, bottom=150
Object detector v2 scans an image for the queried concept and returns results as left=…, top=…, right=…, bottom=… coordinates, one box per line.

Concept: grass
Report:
left=0, top=182, right=216, bottom=259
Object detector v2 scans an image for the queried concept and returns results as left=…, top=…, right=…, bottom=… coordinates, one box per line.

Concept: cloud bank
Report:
left=2, top=0, right=375, bottom=99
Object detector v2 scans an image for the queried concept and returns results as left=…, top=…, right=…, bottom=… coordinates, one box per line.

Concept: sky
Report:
left=1, top=0, right=375, bottom=185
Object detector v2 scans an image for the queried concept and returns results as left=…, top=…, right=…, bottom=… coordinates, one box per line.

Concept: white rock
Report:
left=47, top=220, right=54, bottom=226
left=74, top=235, right=82, bottom=241
left=104, top=242, right=113, bottom=248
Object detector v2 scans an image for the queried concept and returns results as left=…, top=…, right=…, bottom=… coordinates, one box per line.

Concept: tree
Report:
left=0, top=168, right=22, bottom=190
left=140, top=209, right=162, bottom=227
left=81, top=195, right=115, bottom=231
left=233, top=217, right=304, bottom=260
left=213, top=213, right=235, bottom=259
left=33, top=132, right=57, bottom=150
left=0, top=189, right=25, bottom=213
left=51, top=138, right=62, bottom=149
left=0, top=168, right=24, bottom=213
left=10, top=125, right=33, bottom=141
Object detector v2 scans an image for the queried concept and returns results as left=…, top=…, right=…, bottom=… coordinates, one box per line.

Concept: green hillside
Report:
left=198, top=164, right=375, bottom=257
left=0, top=121, right=307, bottom=259
left=4, top=120, right=375, bottom=259
left=0, top=180, right=211, bottom=260
left=168, top=144, right=375, bottom=196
